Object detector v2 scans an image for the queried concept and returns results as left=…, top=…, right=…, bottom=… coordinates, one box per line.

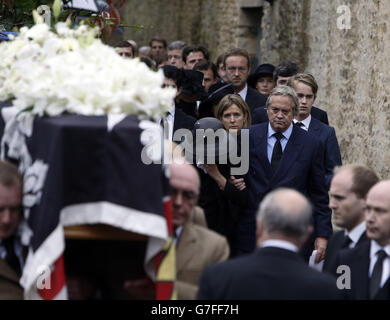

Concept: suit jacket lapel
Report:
left=349, top=241, right=370, bottom=299
left=252, top=125, right=271, bottom=174
left=308, top=117, right=321, bottom=134
left=176, top=223, right=197, bottom=272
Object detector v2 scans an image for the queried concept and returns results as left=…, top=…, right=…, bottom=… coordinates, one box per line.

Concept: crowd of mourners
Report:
left=0, top=35, right=389, bottom=301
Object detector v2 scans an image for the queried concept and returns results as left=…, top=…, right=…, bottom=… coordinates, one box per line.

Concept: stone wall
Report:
left=120, top=0, right=390, bottom=178
left=261, top=0, right=390, bottom=179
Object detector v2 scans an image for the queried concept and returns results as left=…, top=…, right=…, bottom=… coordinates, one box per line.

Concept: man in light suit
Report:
left=0, top=160, right=24, bottom=300
left=223, top=48, right=267, bottom=117
left=171, top=162, right=229, bottom=300
left=323, top=164, right=379, bottom=275
left=336, top=180, right=390, bottom=300
left=289, top=73, right=342, bottom=188
left=246, top=86, right=332, bottom=262
left=197, top=188, right=343, bottom=300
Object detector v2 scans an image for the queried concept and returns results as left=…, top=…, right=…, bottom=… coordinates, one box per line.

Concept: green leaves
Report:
left=52, top=0, right=61, bottom=21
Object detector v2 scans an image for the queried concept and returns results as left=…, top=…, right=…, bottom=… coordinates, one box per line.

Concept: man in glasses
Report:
left=223, top=48, right=267, bottom=117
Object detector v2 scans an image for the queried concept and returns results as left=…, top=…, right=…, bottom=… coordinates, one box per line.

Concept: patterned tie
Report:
left=271, top=132, right=284, bottom=171
left=369, top=250, right=388, bottom=299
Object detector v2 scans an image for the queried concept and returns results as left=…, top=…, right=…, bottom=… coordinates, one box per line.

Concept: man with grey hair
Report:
left=197, top=188, right=342, bottom=299
left=246, top=85, right=332, bottom=263
left=167, top=40, right=187, bottom=68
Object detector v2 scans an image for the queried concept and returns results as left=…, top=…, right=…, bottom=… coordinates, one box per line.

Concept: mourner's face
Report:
left=329, top=170, right=366, bottom=231
left=225, top=55, right=250, bottom=91
left=0, top=183, right=22, bottom=239
left=295, top=81, right=315, bottom=121
left=151, top=40, right=166, bottom=59
left=185, top=51, right=205, bottom=70
left=256, top=76, right=275, bottom=96
left=167, top=49, right=184, bottom=68
left=116, top=47, right=133, bottom=59
left=201, top=68, right=218, bottom=93
left=221, top=104, right=246, bottom=134
left=276, top=76, right=290, bottom=86
left=365, top=182, right=390, bottom=246
left=267, top=95, right=294, bottom=133
left=170, top=165, right=199, bottom=228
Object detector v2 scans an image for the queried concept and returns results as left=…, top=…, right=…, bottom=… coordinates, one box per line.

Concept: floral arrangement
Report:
left=0, top=21, right=175, bottom=119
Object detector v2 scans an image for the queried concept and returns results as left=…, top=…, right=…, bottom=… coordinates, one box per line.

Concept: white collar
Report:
left=293, top=114, right=312, bottom=130
left=261, top=239, right=298, bottom=253
left=237, top=84, right=248, bottom=101
left=345, top=221, right=366, bottom=245
left=370, top=240, right=390, bottom=260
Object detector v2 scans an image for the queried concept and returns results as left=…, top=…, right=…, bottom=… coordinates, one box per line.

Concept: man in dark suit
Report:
left=336, top=180, right=390, bottom=300
left=290, top=73, right=341, bottom=188
left=0, top=160, right=24, bottom=299
left=323, top=164, right=379, bottom=275
left=246, top=86, right=332, bottom=262
left=272, top=61, right=329, bottom=125
left=197, top=188, right=343, bottom=300
left=223, top=48, right=267, bottom=117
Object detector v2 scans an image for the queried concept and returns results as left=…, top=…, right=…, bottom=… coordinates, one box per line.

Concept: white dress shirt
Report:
left=369, top=240, right=390, bottom=287
left=237, top=84, right=248, bottom=101
left=344, top=221, right=366, bottom=249
left=261, top=239, right=298, bottom=253
left=293, top=114, right=312, bottom=131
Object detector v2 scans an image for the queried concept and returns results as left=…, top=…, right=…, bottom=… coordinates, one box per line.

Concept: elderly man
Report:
left=246, top=86, right=332, bottom=262
left=171, top=162, right=229, bottom=299
left=197, top=188, right=343, bottom=299
left=337, top=180, right=390, bottom=300
left=323, top=164, right=379, bottom=275
left=167, top=40, right=187, bottom=68
left=0, top=160, right=24, bottom=300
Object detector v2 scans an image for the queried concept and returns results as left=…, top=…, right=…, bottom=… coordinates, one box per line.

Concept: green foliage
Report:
left=0, top=0, right=53, bottom=30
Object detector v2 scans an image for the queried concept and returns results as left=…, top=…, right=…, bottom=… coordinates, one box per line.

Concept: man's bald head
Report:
left=257, top=188, right=312, bottom=243
left=365, top=180, right=390, bottom=246
left=169, top=162, right=200, bottom=228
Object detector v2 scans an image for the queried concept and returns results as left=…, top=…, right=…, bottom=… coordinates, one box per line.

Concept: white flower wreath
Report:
left=0, top=22, right=176, bottom=120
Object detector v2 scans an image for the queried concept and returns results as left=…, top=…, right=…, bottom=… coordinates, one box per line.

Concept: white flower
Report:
left=0, top=23, right=175, bottom=120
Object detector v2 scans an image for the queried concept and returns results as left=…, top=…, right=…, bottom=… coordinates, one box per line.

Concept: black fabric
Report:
left=270, top=132, right=283, bottom=171
left=3, top=236, right=21, bottom=275
left=295, top=122, right=304, bottom=127
left=369, top=250, right=388, bottom=299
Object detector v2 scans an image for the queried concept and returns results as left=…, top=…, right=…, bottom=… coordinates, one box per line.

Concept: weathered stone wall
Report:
left=120, top=0, right=241, bottom=61
left=120, top=0, right=390, bottom=178
left=261, top=0, right=390, bottom=179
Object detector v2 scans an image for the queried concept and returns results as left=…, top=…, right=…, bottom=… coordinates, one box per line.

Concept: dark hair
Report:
left=193, top=60, right=218, bottom=79
left=162, top=65, right=183, bottom=87
left=149, top=37, right=167, bottom=48
left=223, top=48, right=250, bottom=68
left=155, top=53, right=168, bottom=67
left=216, top=53, right=226, bottom=67
left=273, top=61, right=300, bottom=82
left=0, top=160, right=22, bottom=188
left=182, top=45, right=210, bottom=63
left=115, top=40, right=133, bottom=48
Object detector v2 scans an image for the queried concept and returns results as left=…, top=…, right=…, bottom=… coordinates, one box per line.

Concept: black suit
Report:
left=197, top=246, right=344, bottom=300
left=244, top=87, right=267, bottom=118
left=252, top=106, right=329, bottom=125
left=323, top=230, right=368, bottom=276
left=172, top=107, right=196, bottom=144
left=336, top=240, right=390, bottom=300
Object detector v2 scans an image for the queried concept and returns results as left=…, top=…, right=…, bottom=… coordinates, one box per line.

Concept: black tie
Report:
left=271, top=132, right=284, bottom=171
left=3, top=236, right=21, bottom=275
left=342, top=235, right=352, bottom=248
left=295, top=122, right=304, bottom=127
left=369, top=250, right=388, bottom=299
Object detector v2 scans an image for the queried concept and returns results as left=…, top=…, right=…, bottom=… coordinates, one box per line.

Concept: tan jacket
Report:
left=176, top=222, right=229, bottom=300
left=0, top=258, right=23, bottom=300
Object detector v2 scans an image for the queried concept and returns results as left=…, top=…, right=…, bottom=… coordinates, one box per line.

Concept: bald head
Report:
left=170, top=163, right=200, bottom=228
left=257, top=188, right=312, bottom=243
left=365, top=180, right=390, bottom=246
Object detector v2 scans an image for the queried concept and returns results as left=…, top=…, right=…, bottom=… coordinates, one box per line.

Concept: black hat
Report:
left=179, top=69, right=207, bottom=99
left=248, top=63, right=275, bottom=88
left=198, top=83, right=235, bottom=119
